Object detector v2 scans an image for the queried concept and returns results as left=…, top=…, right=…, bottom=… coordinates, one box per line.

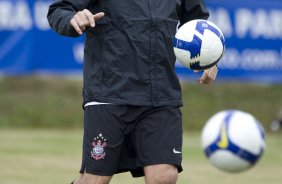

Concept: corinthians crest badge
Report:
left=91, top=133, right=107, bottom=160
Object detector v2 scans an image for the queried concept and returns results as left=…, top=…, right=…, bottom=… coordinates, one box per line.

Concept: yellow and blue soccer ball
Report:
left=174, top=19, right=225, bottom=70
left=201, top=110, right=265, bottom=173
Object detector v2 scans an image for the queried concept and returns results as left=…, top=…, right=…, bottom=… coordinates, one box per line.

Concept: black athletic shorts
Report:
left=80, top=104, right=183, bottom=177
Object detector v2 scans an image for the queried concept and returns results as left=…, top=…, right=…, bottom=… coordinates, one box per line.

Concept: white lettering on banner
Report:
left=34, top=1, right=51, bottom=31
left=210, top=8, right=282, bottom=40
left=271, top=10, right=282, bottom=39
left=0, top=0, right=51, bottom=31
left=218, top=48, right=240, bottom=69
left=73, top=43, right=84, bottom=64
left=235, top=9, right=252, bottom=39
left=0, top=1, right=11, bottom=30
left=14, top=1, right=33, bottom=30
left=241, top=49, right=279, bottom=70
left=0, top=0, right=32, bottom=30
left=219, top=48, right=282, bottom=70
left=208, top=8, right=233, bottom=38
left=236, top=8, right=282, bottom=39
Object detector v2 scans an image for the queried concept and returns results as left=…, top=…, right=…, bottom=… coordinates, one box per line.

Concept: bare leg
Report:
left=144, top=164, right=178, bottom=184
left=73, top=173, right=112, bottom=184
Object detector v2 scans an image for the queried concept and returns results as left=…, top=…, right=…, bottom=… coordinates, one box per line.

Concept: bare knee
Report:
left=75, top=173, right=112, bottom=184
left=144, top=164, right=178, bottom=184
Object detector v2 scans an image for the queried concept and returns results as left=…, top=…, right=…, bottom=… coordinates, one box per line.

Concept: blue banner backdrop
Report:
left=0, top=0, right=282, bottom=82
left=0, top=0, right=84, bottom=74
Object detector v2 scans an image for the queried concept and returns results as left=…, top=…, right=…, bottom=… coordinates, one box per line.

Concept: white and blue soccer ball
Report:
left=201, top=110, right=265, bottom=173
left=174, top=19, right=225, bottom=70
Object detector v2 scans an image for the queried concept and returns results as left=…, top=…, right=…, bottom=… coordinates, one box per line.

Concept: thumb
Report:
left=93, top=12, right=105, bottom=21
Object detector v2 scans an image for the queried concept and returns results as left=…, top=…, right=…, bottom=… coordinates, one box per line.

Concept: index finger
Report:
left=83, top=9, right=95, bottom=27
left=93, top=12, right=105, bottom=21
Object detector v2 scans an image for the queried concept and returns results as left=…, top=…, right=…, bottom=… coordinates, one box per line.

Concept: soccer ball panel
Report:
left=229, top=111, right=266, bottom=155
left=175, top=20, right=198, bottom=42
left=173, top=47, right=192, bottom=68
left=210, top=151, right=252, bottom=172
left=174, top=19, right=225, bottom=70
left=201, top=110, right=265, bottom=173
left=200, top=30, right=224, bottom=66
left=201, top=111, right=227, bottom=148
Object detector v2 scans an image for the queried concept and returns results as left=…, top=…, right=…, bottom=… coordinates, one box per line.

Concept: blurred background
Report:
left=0, top=0, right=281, bottom=184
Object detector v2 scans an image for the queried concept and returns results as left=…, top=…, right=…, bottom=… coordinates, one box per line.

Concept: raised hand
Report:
left=70, top=9, right=105, bottom=35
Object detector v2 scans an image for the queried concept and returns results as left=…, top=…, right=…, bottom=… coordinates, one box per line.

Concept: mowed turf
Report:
left=0, top=129, right=281, bottom=184
left=1, top=77, right=282, bottom=131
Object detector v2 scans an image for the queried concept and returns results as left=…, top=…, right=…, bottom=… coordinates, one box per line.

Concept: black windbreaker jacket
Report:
left=48, top=0, right=209, bottom=106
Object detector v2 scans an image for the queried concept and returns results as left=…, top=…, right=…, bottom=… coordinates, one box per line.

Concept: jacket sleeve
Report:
left=179, top=0, right=209, bottom=27
left=47, top=0, right=93, bottom=37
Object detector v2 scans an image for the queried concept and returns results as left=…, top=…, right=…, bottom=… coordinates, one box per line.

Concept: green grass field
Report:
left=1, top=76, right=282, bottom=131
left=0, top=129, right=281, bottom=184
left=1, top=77, right=282, bottom=183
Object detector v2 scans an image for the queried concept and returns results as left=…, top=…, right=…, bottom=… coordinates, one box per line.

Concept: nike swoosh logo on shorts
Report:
left=173, top=148, right=181, bottom=154
left=84, top=101, right=112, bottom=107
